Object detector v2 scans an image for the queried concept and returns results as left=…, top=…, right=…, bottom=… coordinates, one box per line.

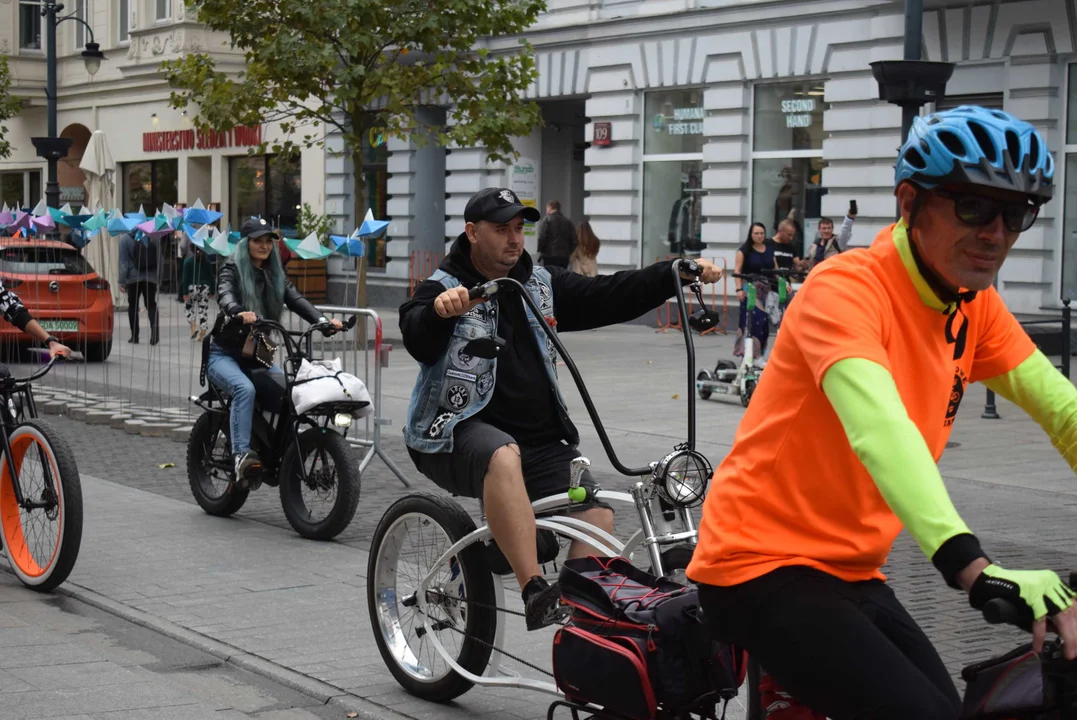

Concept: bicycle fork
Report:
left=629, top=482, right=698, bottom=579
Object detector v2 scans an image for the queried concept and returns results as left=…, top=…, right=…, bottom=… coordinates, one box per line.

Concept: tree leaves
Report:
left=0, top=57, right=25, bottom=161
left=162, top=0, right=546, bottom=169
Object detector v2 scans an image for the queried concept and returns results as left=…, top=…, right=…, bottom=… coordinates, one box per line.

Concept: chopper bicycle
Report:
left=367, top=259, right=753, bottom=719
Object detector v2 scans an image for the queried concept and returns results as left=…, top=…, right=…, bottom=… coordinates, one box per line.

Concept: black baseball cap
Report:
left=464, top=187, right=541, bottom=224
left=240, top=216, right=278, bottom=239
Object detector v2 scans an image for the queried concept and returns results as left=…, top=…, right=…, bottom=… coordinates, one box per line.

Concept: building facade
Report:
left=348, top=0, right=1076, bottom=315
left=0, top=0, right=326, bottom=236
left=2, top=0, right=1075, bottom=315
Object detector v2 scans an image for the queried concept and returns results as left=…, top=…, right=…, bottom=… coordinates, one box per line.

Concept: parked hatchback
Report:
left=0, top=238, right=114, bottom=361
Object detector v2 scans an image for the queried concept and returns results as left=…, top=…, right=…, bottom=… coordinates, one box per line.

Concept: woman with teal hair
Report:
left=206, top=217, right=342, bottom=486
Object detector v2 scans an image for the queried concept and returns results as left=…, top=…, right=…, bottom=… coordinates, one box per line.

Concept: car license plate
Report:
left=38, top=320, right=78, bottom=332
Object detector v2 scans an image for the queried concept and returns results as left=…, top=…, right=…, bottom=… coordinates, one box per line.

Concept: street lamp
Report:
left=29, top=0, right=106, bottom=212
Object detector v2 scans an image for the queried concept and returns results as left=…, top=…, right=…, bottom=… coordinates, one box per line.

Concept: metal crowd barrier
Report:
left=983, top=298, right=1071, bottom=419
left=284, top=305, right=412, bottom=487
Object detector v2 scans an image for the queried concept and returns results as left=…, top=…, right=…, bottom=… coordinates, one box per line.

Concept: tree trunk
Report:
left=352, top=145, right=367, bottom=310
left=350, top=108, right=369, bottom=348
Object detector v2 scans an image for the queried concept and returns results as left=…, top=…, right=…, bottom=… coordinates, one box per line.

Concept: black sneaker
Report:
left=523, top=576, right=565, bottom=631
left=234, top=451, right=263, bottom=490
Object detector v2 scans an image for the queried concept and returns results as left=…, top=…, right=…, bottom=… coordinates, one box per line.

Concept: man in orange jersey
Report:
left=688, top=106, right=1077, bottom=719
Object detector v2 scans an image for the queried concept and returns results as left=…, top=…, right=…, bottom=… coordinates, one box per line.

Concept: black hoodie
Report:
left=399, top=235, right=684, bottom=446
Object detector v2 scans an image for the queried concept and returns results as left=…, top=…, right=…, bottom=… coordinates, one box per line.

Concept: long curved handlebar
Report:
left=467, top=258, right=704, bottom=478
left=225, top=315, right=358, bottom=357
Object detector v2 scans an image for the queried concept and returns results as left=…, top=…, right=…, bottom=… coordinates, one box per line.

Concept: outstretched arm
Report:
left=822, top=358, right=984, bottom=586
left=983, top=350, right=1077, bottom=471
left=550, top=260, right=721, bottom=332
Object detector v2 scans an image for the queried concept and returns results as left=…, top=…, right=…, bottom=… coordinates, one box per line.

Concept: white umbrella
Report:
left=79, top=131, right=122, bottom=306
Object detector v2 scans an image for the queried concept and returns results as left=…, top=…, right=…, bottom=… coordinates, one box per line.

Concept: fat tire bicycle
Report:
left=0, top=354, right=83, bottom=592
left=187, top=316, right=364, bottom=540
left=367, top=260, right=751, bottom=718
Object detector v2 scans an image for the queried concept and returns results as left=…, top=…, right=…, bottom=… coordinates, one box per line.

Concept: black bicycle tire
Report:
left=187, top=412, right=249, bottom=516
left=278, top=428, right=360, bottom=540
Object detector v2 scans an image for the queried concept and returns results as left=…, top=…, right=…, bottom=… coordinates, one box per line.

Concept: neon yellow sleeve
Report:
left=983, top=350, right=1077, bottom=472
left=822, top=358, right=972, bottom=559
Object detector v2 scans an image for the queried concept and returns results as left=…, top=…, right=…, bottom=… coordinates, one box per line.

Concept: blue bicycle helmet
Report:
left=894, top=105, right=1054, bottom=202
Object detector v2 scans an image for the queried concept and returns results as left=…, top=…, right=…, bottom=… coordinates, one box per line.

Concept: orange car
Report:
left=0, top=238, right=114, bottom=361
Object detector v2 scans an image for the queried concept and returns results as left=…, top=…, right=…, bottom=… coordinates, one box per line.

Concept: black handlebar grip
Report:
left=682, top=259, right=701, bottom=277
left=344, top=315, right=359, bottom=330
left=982, top=598, right=1032, bottom=631
left=468, top=285, right=485, bottom=301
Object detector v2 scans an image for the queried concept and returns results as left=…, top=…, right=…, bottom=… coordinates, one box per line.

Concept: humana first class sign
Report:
left=142, top=125, right=264, bottom=153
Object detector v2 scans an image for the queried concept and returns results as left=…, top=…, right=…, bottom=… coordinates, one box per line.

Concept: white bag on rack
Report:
left=291, top=358, right=374, bottom=418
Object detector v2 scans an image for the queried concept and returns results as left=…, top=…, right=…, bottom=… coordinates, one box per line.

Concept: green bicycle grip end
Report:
left=568, top=487, right=588, bottom=503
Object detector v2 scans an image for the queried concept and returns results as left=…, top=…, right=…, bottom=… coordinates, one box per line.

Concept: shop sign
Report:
left=781, top=99, right=816, bottom=129
left=653, top=107, right=703, bottom=136
left=59, top=186, right=85, bottom=202
left=143, top=125, right=264, bottom=153
left=593, top=121, right=611, bottom=146
left=510, top=157, right=539, bottom=242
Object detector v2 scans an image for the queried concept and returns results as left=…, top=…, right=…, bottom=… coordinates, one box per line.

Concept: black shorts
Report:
left=407, top=418, right=611, bottom=513
left=697, top=566, right=960, bottom=719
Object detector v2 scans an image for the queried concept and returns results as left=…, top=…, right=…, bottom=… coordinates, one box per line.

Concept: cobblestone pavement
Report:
left=0, top=570, right=355, bottom=719
left=9, top=317, right=1077, bottom=719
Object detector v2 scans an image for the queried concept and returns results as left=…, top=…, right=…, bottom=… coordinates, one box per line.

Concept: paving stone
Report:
left=42, top=400, right=67, bottom=415
left=139, top=422, right=181, bottom=438
left=170, top=426, right=193, bottom=443
left=123, top=419, right=147, bottom=435
left=85, top=410, right=119, bottom=425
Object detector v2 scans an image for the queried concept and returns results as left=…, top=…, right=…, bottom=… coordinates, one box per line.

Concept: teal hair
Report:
left=232, top=238, right=286, bottom=320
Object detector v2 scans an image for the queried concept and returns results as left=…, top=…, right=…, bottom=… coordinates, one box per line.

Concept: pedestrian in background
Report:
left=569, top=220, right=600, bottom=276
left=118, top=231, right=161, bottom=345
left=536, top=199, right=577, bottom=269
left=182, top=246, right=216, bottom=341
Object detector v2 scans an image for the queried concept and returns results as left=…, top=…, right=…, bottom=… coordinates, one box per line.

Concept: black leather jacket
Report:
left=210, top=260, right=323, bottom=354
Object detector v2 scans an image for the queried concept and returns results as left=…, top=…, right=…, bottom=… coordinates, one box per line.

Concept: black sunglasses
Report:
left=933, top=189, right=1041, bottom=233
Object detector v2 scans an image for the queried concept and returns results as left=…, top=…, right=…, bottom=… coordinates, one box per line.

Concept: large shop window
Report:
left=750, top=82, right=827, bottom=256
left=1063, top=66, right=1077, bottom=301
left=641, top=88, right=706, bottom=265
left=0, top=170, right=41, bottom=211
left=230, top=154, right=301, bottom=233
left=122, top=161, right=178, bottom=214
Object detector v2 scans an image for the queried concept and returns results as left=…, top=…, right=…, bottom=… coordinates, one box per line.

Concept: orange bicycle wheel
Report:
left=0, top=419, right=82, bottom=591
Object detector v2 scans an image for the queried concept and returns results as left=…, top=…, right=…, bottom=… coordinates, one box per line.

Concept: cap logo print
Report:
left=499, top=190, right=515, bottom=204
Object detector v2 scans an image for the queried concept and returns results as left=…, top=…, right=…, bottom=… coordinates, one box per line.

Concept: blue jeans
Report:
left=205, top=344, right=283, bottom=455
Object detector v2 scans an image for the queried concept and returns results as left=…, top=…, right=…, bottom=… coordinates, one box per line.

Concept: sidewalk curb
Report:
left=55, top=581, right=414, bottom=720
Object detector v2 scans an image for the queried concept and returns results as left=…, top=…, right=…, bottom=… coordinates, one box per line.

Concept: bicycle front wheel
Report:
left=0, top=419, right=83, bottom=591
left=368, top=493, right=496, bottom=702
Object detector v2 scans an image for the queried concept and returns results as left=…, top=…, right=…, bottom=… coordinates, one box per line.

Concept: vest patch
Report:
left=446, top=369, right=477, bottom=382
left=446, top=384, right=471, bottom=410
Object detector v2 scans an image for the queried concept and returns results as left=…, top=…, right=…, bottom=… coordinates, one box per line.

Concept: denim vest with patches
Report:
left=404, top=266, right=568, bottom=454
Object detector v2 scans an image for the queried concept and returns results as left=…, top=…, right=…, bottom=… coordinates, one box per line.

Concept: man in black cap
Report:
left=399, top=187, right=721, bottom=631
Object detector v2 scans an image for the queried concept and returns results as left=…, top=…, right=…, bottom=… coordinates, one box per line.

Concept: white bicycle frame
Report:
left=408, top=473, right=698, bottom=698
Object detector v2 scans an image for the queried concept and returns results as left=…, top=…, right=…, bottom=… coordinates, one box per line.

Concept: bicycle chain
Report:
left=423, top=589, right=564, bottom=678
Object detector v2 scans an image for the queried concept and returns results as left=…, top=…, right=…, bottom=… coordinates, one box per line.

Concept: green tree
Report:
left=162, top=0, right=545, bottom=306
left=0, top=56, right=25, bottom=161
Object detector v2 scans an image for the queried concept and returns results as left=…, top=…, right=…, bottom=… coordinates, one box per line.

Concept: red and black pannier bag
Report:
left=960, top=643, right=1058, bottom=719
left=552, top=556, right=747, bottom=720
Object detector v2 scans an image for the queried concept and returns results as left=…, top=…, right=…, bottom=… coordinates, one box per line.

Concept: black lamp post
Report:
left=29, top=0, right=105, bottom=211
